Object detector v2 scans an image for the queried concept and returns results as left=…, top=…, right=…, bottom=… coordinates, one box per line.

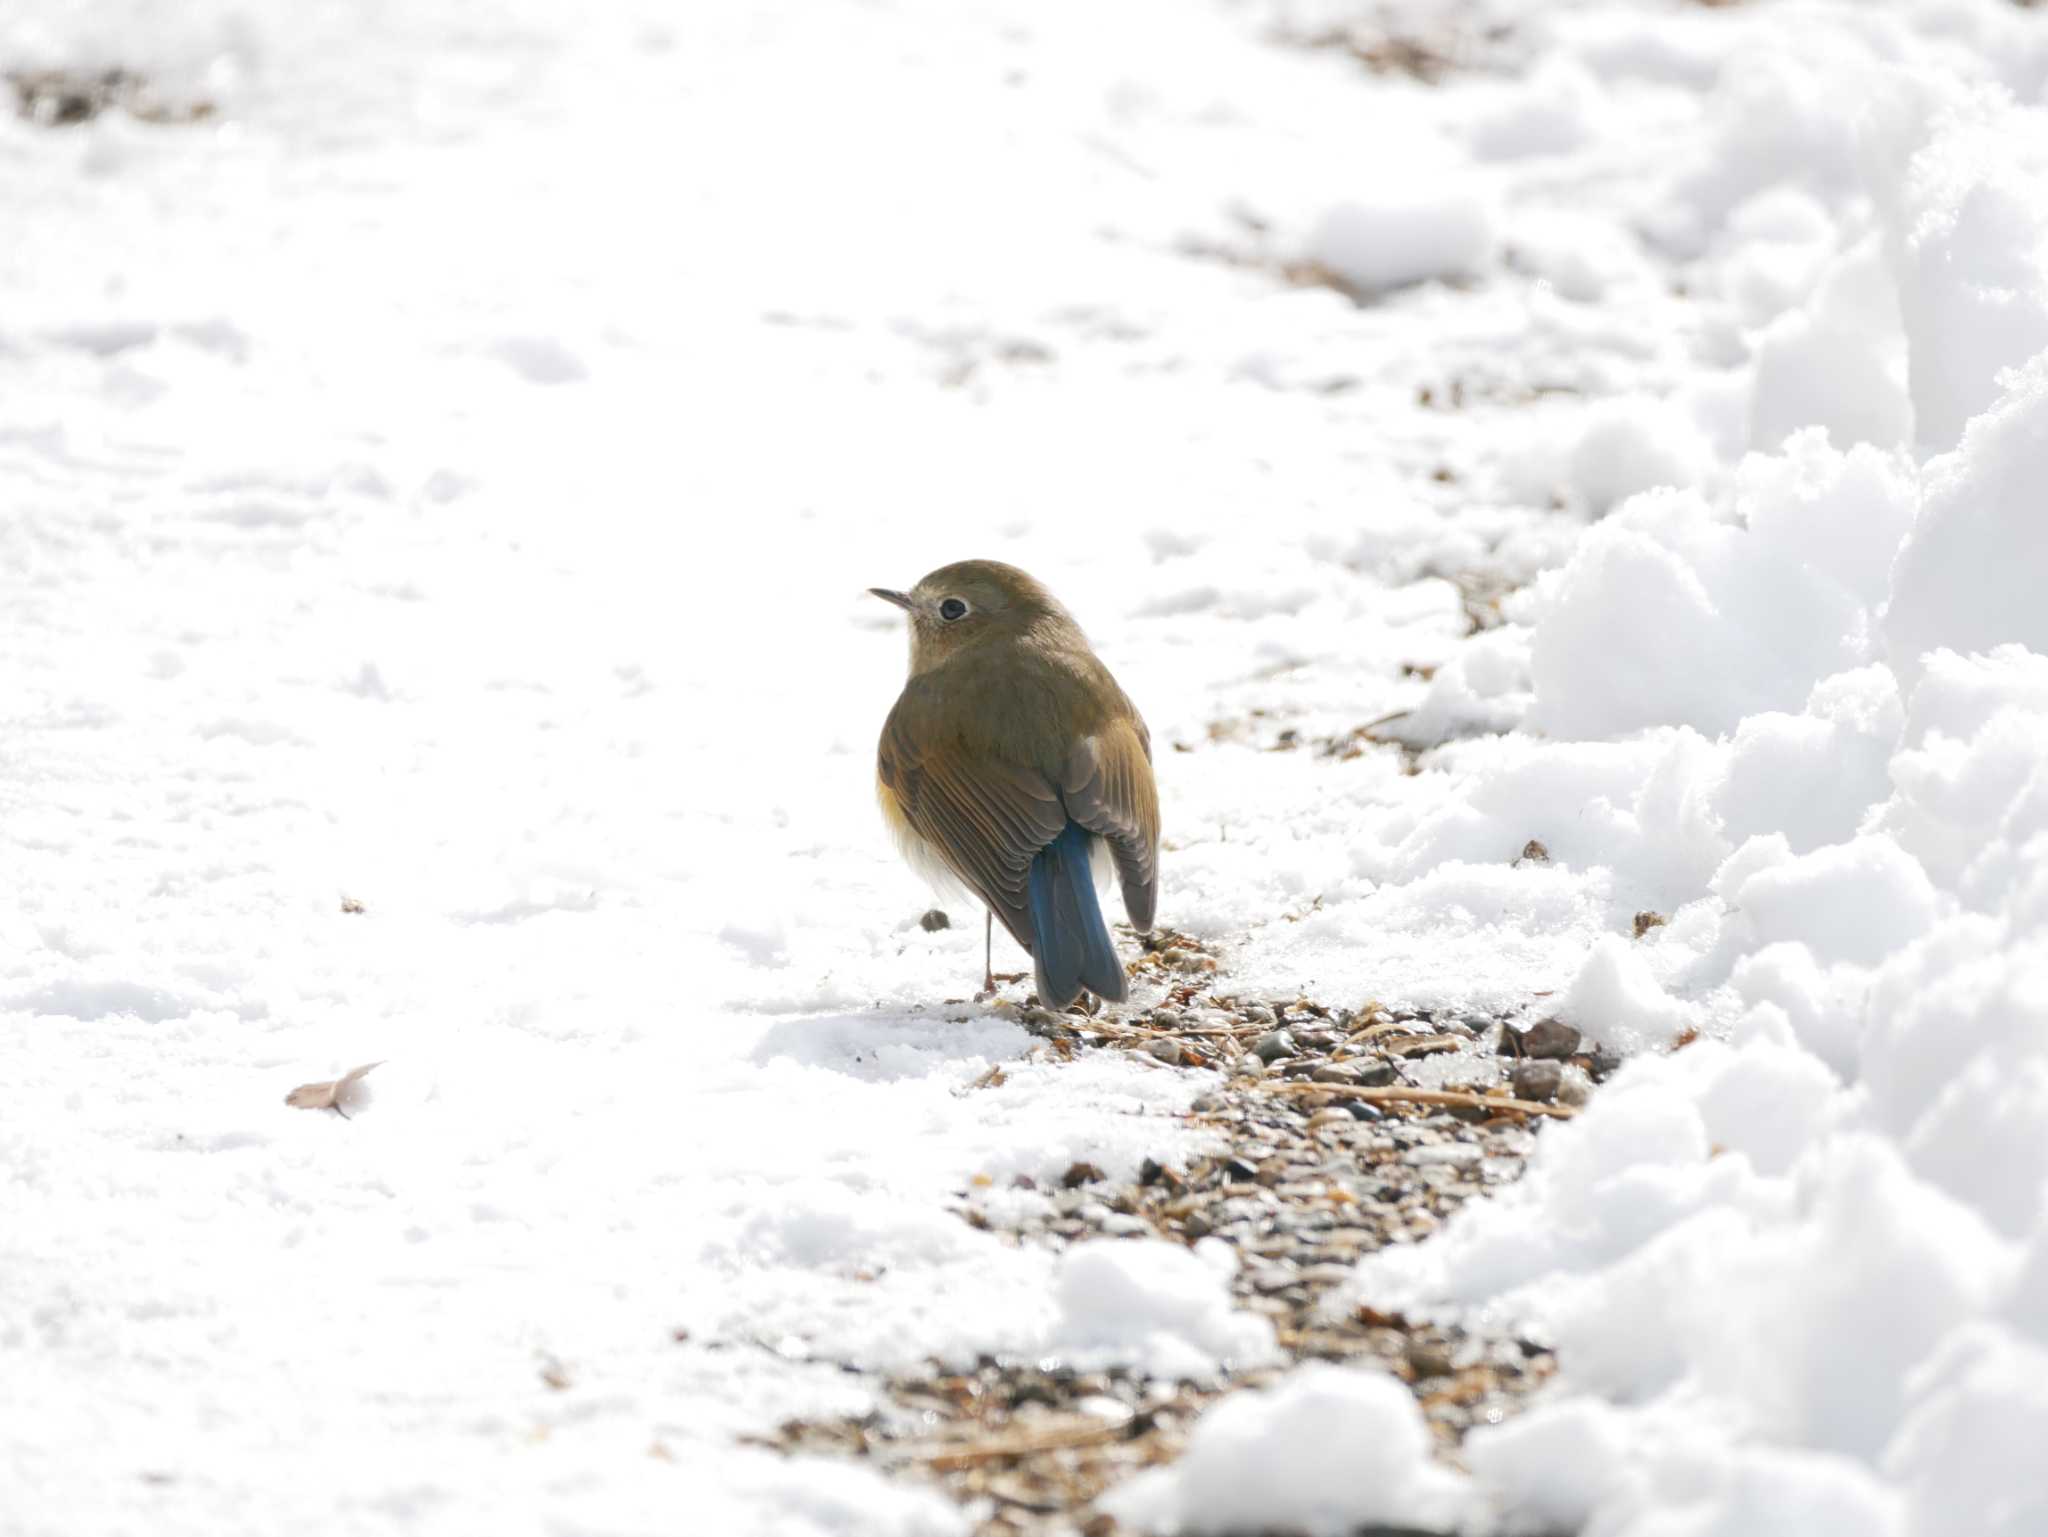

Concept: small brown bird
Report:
left=870, top=560, right=1159, bottom=1007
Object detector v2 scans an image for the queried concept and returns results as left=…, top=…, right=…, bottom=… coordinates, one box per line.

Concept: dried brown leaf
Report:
left=283, top=1060, right=382, bottom=1117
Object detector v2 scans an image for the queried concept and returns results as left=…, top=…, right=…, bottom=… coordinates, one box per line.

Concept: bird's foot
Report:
left=976, top=971, right=1026, bottom=1004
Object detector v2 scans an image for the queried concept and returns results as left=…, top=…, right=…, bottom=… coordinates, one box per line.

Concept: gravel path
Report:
left=757, top=927, right=1622, bottom=1533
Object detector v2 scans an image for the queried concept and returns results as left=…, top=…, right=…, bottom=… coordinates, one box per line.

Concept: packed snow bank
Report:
left=1567, top=398, right=1715, bottom=517
left=1311, top=180, right=1496, bottom=295
left=1888, top=354, right=2048, bottom=682
left=1533, top=433, right=1917, bottom=740
left=1321, top=30, right=2048, bottom=1536
left=1103, top=1364, right=1471, bottom=1537
left=1879, top=99, right=2048, bottom=455
left=1045, top=1241, right=1279, bottom=1379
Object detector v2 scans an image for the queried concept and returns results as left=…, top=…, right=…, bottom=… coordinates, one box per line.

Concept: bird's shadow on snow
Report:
left=750, top=1008, right=1031, bottom=1084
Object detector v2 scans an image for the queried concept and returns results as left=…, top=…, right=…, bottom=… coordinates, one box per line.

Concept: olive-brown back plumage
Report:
left=871, top=560, right=1158, bottom=1005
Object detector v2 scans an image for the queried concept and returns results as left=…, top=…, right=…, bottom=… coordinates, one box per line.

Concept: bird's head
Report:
left=869, top=559, right=1067, bottom=673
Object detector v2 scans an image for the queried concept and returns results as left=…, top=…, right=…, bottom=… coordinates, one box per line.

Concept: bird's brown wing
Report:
left=877, top=700, right=1068, bottom=950
left=1060, top=717, right=1160, bottom=933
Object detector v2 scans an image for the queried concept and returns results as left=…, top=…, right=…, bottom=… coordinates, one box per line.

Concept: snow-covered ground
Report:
left=5, top=1, right=2048, bottom=1533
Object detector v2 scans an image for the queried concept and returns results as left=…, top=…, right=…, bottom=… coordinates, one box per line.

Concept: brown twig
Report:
left=1383, top=1033, right=1464, bottom=1058
left=1253, top=1081, right=1577, bottom=1120
left=1084, top=1016, right=1272, bottom=1043
left=908, top=1416, right=1126, bottom=1471
left=1347, top=1018, right=1414, bottom=1044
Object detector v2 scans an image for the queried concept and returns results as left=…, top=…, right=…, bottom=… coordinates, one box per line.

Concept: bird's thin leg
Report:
left=980, top=911, right=1027, bottom=995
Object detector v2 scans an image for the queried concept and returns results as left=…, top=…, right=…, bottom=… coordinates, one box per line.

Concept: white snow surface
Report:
left=1046, top=1239, right=1279, bottom=1382
left=1103, top=1363, right=1472, bottom=1536
left=5, top=0, right=2048, bottom=1534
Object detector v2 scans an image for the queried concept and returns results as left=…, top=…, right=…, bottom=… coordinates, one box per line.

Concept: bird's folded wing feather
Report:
left=877, top=708, right=1068, bottom=949
left=1060, top=719, right=1160, bottom=933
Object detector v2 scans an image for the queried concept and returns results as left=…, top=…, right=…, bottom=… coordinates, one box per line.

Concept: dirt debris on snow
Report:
left=756, top=955, right=1614, bottom=1534
left=1268, top=4, right=1525, bottom=85
left=5, top=67, right=214, bottom=127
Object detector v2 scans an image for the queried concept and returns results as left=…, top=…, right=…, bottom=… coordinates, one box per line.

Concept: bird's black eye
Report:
left=938, top=597, right=969, bottom=621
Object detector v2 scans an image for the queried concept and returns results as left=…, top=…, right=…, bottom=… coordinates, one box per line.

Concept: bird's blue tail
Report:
left=1028, top=822, right=1126, bottom=1007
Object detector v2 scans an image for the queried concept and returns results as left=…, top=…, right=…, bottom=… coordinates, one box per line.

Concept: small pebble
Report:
left=1021, top=1006, right=1074, bottom=1040
left=1406, top=1341, right=1455, bottom=1379
left=1061, top=1161, right=1106, bottom=1188
left=919, top=909, right=951, bottom=932
left=1405, top=1143, right=1483, bottom=1168
left=1555, top=1065, right=1594, bottom=1107
left=1075, top=1395, right=1133, bottom=1425
left=1243, top=1004, right=1276, bottom=1025
left=1510, top=1059, right=1563, bottom=1103
left=1518, top=1017, right=1581, bottom=1059
left=1252, top=1030, right=1297, bottom=1064
left=1312, top=1062, right=1361, bottom=1085
left=1145, top=1038, right=1185, bottom=1067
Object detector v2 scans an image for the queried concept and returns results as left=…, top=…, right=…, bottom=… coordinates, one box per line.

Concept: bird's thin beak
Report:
left=868, top=588, right=915, bottom=611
